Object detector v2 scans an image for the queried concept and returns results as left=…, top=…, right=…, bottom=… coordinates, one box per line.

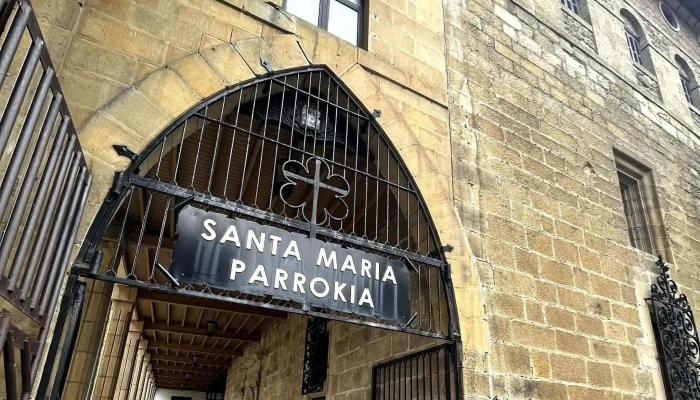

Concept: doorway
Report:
left=42, top=67, right=462, bottom=399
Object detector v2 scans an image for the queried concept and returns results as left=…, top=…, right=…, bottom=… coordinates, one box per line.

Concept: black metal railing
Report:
left=647, top=256, right=700, bottom=399
left=0, top=0, right=91, bottom=397
left=371, top=343, right=461, bottom=399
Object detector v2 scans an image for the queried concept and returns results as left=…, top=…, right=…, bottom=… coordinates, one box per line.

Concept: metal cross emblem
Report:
left=280, top=157, right=349, bottom=238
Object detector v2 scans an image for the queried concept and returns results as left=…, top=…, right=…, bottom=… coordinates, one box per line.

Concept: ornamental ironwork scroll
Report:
left=302, top=317, right=329, bottom=395
left=647, top=256, right=700, bottom=400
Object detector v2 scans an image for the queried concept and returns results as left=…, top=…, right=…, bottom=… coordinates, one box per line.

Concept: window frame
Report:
left=658, top=2, right=680, bottom=32
left=560, top=0, right=580, bottom=15
left=613, top=149, right=670, bottom=261
left=283, top=0, right=365, bottom=48
left=680, top=73, right=694, bottom=105
left=625, top=27, right=643, bottom=66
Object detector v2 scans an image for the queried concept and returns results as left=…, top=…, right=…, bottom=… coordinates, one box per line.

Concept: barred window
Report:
left=625, top=29, right=643, bottom=65
left=618, top=172, right=653, bottom=254
left=284, top=0, right=364, bottom=47
left=675, top=55, right=698, bottom=107
left=560, top=0, right=580, bottom=14
left=614, top=150, right=670, bottom=259
left=621, top=9, right=655, bottom=74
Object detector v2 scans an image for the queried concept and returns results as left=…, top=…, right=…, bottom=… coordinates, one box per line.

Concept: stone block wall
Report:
left=445, top=0, right=700, bottom=399
left=225, top=314, right=443, bottom=400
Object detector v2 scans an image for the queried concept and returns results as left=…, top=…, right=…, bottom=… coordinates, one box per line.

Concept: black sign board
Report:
left=170, top=206, right=411, bottom=324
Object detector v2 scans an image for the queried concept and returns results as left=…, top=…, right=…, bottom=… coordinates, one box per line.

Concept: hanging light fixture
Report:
left=186, top=373, right=190, bottom=380
left=206, top=320, right=218, bottom=337
left=193, top=353, right=199, bottom=365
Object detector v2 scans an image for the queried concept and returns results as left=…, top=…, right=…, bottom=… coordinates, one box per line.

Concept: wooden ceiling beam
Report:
left=136, top=290, right=287, bottom=319
left=152, top=366, right=219, bottom=375
left=149, top=354, right=231, bottom=367
left=144, top=321, right=260, bottom=342
left=154, top=374, right=218, bottom=383
left=147, top=341, right=243, bottom=356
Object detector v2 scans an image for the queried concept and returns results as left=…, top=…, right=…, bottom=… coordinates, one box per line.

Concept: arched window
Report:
left=621, top=9, right=655, bottom=74
left=675, top=55, right=698, bottom=107
left=561, top=0, right=590, bottom=20
left=283, top=0, right=364, bottom=47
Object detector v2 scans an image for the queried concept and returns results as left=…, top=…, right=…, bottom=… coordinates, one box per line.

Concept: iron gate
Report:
left=0, top=0, right=91, bottom=398
left=647, top=256, right=700, bottom=399
left=372, top=343, right=461, bottom=399
left=72, top=66, right=460, bottom=341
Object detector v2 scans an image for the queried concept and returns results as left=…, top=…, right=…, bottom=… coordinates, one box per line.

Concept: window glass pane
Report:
left=285, top=0, right=321, bottom=26
left=329, top=0, right=359, bottom=46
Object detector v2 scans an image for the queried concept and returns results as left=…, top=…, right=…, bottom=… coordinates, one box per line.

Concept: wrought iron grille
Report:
left=680, top=74, right=694, bottom=106
left=302, top=317, right=329, bottom=395
left=647, top=256, right=700, bottom=400
left=625, top=28, right=643, bottom=65
left=560, top=0, right=580, bottom=14
left=0, top=0, right=91, bottom=397
left=371, top=343, right=461, bottom=399
left=75, top=66, right=458, bottom=340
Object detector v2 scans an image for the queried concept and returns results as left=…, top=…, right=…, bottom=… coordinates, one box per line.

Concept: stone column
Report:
left=89, top=285, right=138, bottom=399
left=127, top=340, right=148, bottom=400
left=113, top=320, right=144, bottom=400
left=134, top=353, right=152, bottom=400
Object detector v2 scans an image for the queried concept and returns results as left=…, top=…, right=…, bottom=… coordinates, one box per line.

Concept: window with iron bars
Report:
left=618, top=172, right=654, bottom=255
left=561, top=0, right=580, bottom=14
left=680, top=73, right=695, bottom=106
left=625, top=28, right=643, bottom=66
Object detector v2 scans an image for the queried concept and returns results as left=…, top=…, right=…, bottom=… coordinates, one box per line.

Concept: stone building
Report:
left=0, top=0, right=697, bottom=398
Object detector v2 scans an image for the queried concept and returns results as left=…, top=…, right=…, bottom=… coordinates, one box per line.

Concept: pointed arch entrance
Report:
left=53, top=66, right=462, bottom=398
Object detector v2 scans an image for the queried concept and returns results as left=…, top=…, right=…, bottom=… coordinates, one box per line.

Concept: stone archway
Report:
left=68, top=36, right=487, bottom=395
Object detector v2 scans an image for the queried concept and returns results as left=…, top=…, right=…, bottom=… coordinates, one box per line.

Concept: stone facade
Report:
left=2, top=0, right=700, bottom=398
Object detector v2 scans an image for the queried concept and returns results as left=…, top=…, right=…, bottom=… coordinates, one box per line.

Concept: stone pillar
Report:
left=127, top=340, right=148, bottom=400
left=134, top=353, right=152, bottom=400
left=89, top=285, right=138, bottom=399
left=113, top=320, right=144, bottom=400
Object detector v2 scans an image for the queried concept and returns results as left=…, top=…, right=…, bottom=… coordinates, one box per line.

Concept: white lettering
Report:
left=381, top=266, right=397, bottom=285
left=230, top=259, right=246, bottom=280
left=317, top=248, right=338, bottom=270
left=269, top=235, right=282, bottom=255
left=350, top=285, right=356, bottom=303
left=274, top=269, right=288, bottom=290
left=246, top=231, right=265, bottom=253
left=358, top=288, right=374, bottom=308
left=310, top=277, right=330, bottom=298
left=293, top=272, right=306, bottom=293
left=334, top=281, right=347, bottom=302
left=341, top=255, right=357, bottom=275
left=375, top=262, right=379, bottom=280
left=248, top=265, right=269, bottom=287
left=219, top=225, right=241, bottom=246
left=361, top=259, right=372, bottom=278
left=201, top=219, right=217, bottom=241
left=283, top=240, right=301, bottom=261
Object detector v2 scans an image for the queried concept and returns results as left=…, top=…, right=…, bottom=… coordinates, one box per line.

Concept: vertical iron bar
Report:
left=0, top=0, right=17, bottom=36
left=2, top=91, right=62, bottom=289
left=190, top=108, right=208, bottom=189
left=0, top=67, right=53, bottom=222
left=206, top=96, right=227, bottom=194
left=26, top=157, right=80, bottom=307
left=222, top=91, right=243, bottom=199
left=0, top=1, right=29, bottom=89
left=4, top=330, right=18, bottom=400
left=238, top=85, right=258, bottom=200
left=20, top=339, right=30, bottom=397
left=0, top=38, right=44, bottom=156
left=39, top=277, right=83, bottom=400
left=17, top=134, right=74, bottom=300
left=7, top=117, right=67, bottom=285
left=39, top=172, right=91, bottom=316
left=0, top=314, right=10, bottom=359
left=371, top=363, right=377, bottom=400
